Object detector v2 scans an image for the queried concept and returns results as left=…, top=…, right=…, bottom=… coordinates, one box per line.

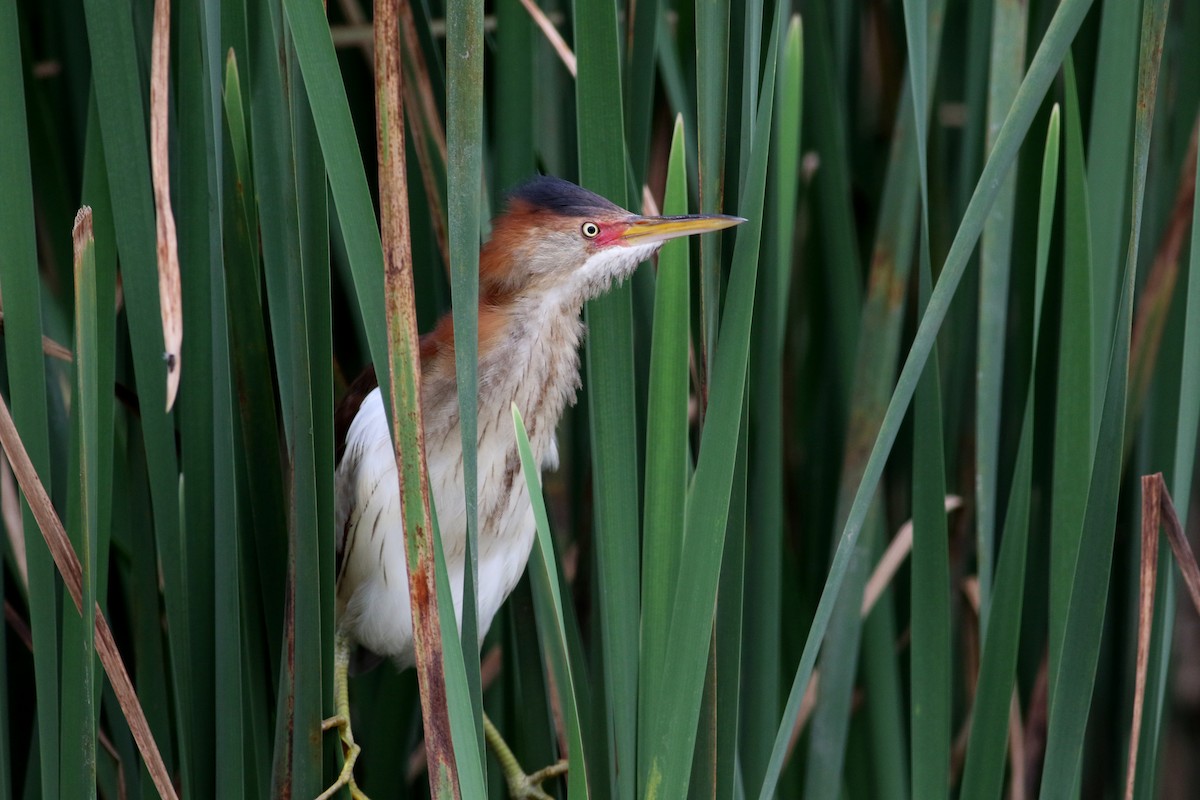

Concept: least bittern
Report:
left=321, top=176, right=744, bottom=799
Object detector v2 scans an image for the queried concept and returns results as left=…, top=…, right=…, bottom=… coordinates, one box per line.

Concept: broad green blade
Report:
left=1049, top=55, right=1096, bottom=680
left=903, top=0, right=951, bottom=796
left=1039, top=1, right=1170, bottom=793
left=62, top=209, right=100, bottom=800
left=446, top=0, right=486, bottom=763
left=713, top=403, right=749, bottom=800
left=293, top=24, right=335, bottom=795
left=695, top=0, right=730, bottom=384
left=79, top=0, right=193, bottom=790
left=639, top=115, right=692, bottom=798
left=211, top=233, right=246, bottom=799
left=1087, top=0, right=1141, bottom=401
left=280, top=0, right=387, bottom=370
left=645, top=6, right=783, bottom=796
left=0, top=1, right=57, bottom=792
left=959, top=106, right=1060, bottom=800
left=249, top=2, right=318, bottom=793
left=177, top=1, right=220, bottom=788
left=573, top=0, right=639, bottom=793
left=975, top=0, right=1029, bottom=623
left=807, top=0, right=947, bottom=791
left=741, top=17, right=802, bottom=793
left=514, top=405, right=592, bottom=800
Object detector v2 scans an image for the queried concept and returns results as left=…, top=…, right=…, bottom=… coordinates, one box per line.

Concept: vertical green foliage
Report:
left=695, top=0, right=730, bottom=381
left=623, top=0, right=660, bottom=184
left=640, top=117, right=692, bottom=798
left=250, top=2, right=312, bottom=793
left=495, top=0, right=535, bottom=191
left=80, top=0, right=195, bottom=793
left=741, top=18, right=801, bottom=794
left=0, top=1, right=57, bottom=794
left=225, top=19, right=287, bottom=709
left=1049, top=55, right=1096, bottom=680
left=800, top=0, right=861, bottom=395
left=177, top=0, right=219, bottom=790
left=64, top=211, right=100, bottom=800
left=960, top=106, right=1060, bottom=800
left=446, top=0, right=486, bottom=758
left=646, top=7, right=782, bottom=798
left=280, top=0, right=387, bottom=368
left=1039, top=1, right=1170, bottom=793
left=805, top=0, right=946, bottom=791
left=287, top=24, right=328, bottom=798
left=761, top=2, right=1095, bottom=795
left=903, top=0, right=950, bottom=795
left=7, top=1, right=1200, bottom=797
left=1087, top=0, right=1141, bottom=399
left=711, top=407, right=748, bottom=800
left=976, top=0, right=1028, bottom=623
left=215, top=47, right=250, bottom=797
left=1129, top=74, right=1200, bottom=799
left=573, top=0, right=638, bottom=794
left=514, top=406, right=592, bottom=800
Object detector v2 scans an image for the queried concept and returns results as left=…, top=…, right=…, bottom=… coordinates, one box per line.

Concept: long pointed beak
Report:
left=619, top=213, right=746, bottom=246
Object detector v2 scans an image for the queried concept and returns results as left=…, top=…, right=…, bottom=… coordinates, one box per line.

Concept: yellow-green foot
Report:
left=483, top=712, right=568, bottom=800
left=317, top=632, right=370, bottom=800
left=504, top=758, right=568, bottom=800
left=316, top=713, right=369, bottom=800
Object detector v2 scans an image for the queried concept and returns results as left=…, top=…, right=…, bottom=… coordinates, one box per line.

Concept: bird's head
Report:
left=479, top=176, right=745, bottom=310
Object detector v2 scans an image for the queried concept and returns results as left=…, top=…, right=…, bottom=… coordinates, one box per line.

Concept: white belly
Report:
left=334, top=386, right=552, bottom=668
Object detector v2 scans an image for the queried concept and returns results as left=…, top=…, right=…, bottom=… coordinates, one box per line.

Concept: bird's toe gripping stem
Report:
left=316, top=713, right=369, bottom=800
left=508, top=758, right=568, bottom=800
left=316, top=633, right=371, bottom=800
left=483, top=712, right=568, bottom=800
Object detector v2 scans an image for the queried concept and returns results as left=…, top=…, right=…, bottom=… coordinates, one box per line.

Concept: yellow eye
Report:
left=581, top=222, right=600, bottom=239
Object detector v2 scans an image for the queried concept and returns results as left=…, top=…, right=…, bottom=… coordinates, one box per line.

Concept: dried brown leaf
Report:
left=1125, top=474, right=1163, bottom=800
left=150, top=0, right=182, bottom=410
left=518, top=0, right=576, bottom=76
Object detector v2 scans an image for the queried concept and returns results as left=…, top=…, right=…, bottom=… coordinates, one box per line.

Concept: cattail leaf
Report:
left=514, top=404, right=591, bottom=800
left=760, top=2, right=1095, bottom=795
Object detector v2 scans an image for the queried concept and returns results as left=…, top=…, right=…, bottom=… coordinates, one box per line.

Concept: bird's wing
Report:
left=334, top=366, right=381, bottom=577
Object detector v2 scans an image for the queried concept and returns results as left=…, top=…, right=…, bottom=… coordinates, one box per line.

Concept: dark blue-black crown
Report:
left=506, top=175, right=623, bottom=217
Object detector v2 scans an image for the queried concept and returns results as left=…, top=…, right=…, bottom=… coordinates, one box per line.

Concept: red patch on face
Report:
left=593, top=220, right=631, bottom=248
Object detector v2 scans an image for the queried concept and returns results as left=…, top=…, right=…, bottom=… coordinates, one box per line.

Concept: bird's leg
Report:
left=316, top=632, right=370, bottom=800
left=483, top=712, right=568, bottom=800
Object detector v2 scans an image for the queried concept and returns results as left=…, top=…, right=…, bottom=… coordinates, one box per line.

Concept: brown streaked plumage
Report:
left=322, top=175, right=745, bottom=800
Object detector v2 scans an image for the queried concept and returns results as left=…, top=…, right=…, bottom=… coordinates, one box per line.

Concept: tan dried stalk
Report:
left=1125, top=473, right=1200, bottom=800
left=150, top=0, right=182, bottom=410
left=376, top=0, right=461, bottom=793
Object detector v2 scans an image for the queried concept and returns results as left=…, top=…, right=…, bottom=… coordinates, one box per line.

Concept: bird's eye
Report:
left=581, top=222, right=600, bottom=239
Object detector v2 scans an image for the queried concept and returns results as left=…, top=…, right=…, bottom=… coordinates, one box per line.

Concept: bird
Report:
left=319, top=175, right=744, bottom=800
